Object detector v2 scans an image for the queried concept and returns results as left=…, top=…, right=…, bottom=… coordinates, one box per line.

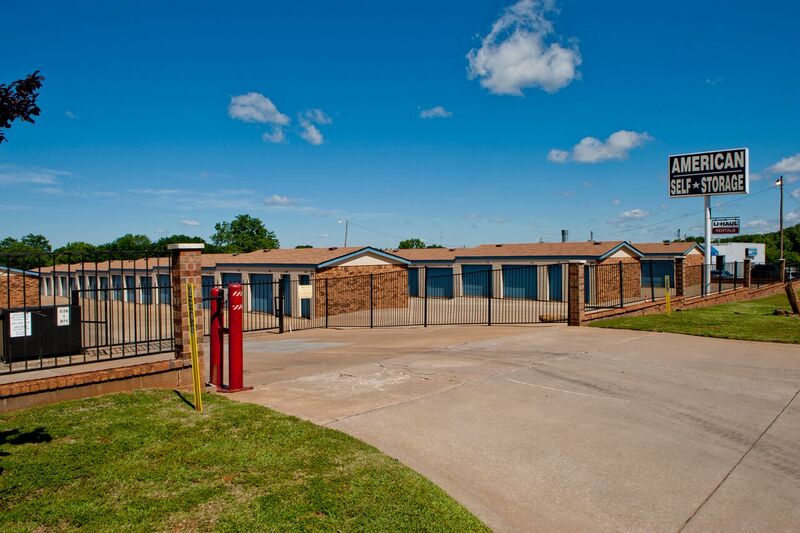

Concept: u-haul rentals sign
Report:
left=669, top=148, right=749, bottom=198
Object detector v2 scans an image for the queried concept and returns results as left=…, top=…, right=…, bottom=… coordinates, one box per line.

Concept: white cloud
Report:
left=65, top=110, right=78, bottom=119
left=549, top=130, right=652, bottom=164
left=228, top=92, right=289, bottom=125
left=489, top=217, right=508, bottom=224
left=262, top=128, right=285, bottom=143
left=264, top=194, right=296, bottom=206
left=181, top=219, right=200, bottom=226
left=302, top=108, right=332, bottom=125
left=787, top=211, right=800, bottom=224
left=318, top=233, right=329, bottom=238
left=547, top=149, right=569, bottom=163
left=791, top=188, right=800, bottom=199
left=619, top=208, right=650, bottom=219
left=611, top=198, right=621, bottom=205
left=768, top=153, right=800, bottom=174
left=466, top=0, right=581, bottom=95
left=420, top=106, right=453, bottom=119
left=464, top=213, right=481, bottom=219
left=0, top=166, right=72, bottom=185
left=743, top=219, right=771, bottom=230
left=299, top=120, right=324, bottom=145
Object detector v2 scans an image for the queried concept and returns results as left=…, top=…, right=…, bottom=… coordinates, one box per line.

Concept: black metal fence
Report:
left=1, top=252, right=173, bottom=374
left=203, top=264, right=571, bottom=335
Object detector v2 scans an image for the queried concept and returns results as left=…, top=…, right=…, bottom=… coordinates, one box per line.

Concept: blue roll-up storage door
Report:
left=503, top=265, right=537, bottom=299
left=112, top=275, right=123, bottom=300
left=221, top=273, right=242, bottom=287
left=87, top=276, right=96, bottom=299
left=642, top=261, right=675, bottom=288
left=250, top=274, right=273, bottom=313
left=99, top=277, right=109, bottom=300
left=202, top=275, right=215, bottom=309
left=140, top=276, right=153, bottom=305
left=548, top=265, right=563, bottom=301
left=408, top=268, right=419, bottom=297
left=462, top=264, right=492, bottom=297
left=125, top=276, right=135, bottom=302
left=300, top=275, right=311, bottom=318
left=281, top=274, right=292, bottom=315
left=425, top=268, right=453, bottom=298
left=157, top=274, right=171, bottom=304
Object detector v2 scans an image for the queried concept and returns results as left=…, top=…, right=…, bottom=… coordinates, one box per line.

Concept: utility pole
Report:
left=338, top=219, right=349, bottom=247
left=777, top=176, right=784, bottom=260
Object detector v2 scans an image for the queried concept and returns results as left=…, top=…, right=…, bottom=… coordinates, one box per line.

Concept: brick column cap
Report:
left=167, top=243, right=205, bottom=251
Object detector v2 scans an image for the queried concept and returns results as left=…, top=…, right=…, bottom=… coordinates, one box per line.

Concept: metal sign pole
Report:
left=704, top=195, right=712, bottom=292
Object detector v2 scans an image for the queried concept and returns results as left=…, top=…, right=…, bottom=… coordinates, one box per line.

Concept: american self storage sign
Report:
left=669, top=148, right=749, bottom=198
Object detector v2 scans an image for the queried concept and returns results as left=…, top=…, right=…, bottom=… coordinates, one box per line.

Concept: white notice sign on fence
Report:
left=9, top=312, right=32, bottom=338
left=57, top=306, right=71, bottom=326
left=298, top=285, right=313, bottom=299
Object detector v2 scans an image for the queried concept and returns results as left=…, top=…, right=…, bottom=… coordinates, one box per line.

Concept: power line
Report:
left=594, top=184, right=780, bottom=240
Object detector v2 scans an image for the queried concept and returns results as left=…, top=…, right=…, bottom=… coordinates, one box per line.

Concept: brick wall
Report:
left=683, top=254, right=704, bottom=292
left=594, top=257, right=642, bottom=306
left=314, top=265, right=408, bottom=317
left=0, top=273, right=41, bottom=309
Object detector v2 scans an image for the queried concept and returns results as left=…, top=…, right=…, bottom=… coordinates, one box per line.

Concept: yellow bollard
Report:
left=187, top=282, right=203, bottom=412
left=664, top=275, right=672, bottom=317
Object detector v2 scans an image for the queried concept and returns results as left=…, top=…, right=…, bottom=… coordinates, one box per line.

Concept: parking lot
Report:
left=225, top=324, right=800, bottom=532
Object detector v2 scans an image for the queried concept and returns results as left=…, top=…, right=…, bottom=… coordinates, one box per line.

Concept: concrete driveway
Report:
left=222, top=325, right=800, bottom=532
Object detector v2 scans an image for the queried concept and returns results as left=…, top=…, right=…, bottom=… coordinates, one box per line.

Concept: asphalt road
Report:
left=224, top=325, right=800, bottom=532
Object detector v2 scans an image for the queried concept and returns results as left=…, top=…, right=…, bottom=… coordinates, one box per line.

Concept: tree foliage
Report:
left=398, top=238, right=425, bottom=249
left=211, top=214, right=279, bottom=253
left=683, top=223, right=800, bottom=264
left=0, top=71, right=44, bottom=143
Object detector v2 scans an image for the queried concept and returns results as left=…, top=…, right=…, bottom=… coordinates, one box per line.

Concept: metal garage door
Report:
left=250, top=274, right=273, bottom=313
left=503, top=265, right=537, bottom=299
left=281, top=274, right=292, bottom=315
left=139, top=276, right=153, bottom=305
left=221, top=273, right=242, bottom=287
left=157, top=274, right=171, bottom=304
left=462, top=265, right=492, bottom=297
left=642, top=260, right=674, bottom=288
left=426, top=268, right=453, bottom=298
left=408, top=268, right=419, bottom=297
left=548, top=265, right=563, bottom=301
left=125, top=275, right=135, bottom=302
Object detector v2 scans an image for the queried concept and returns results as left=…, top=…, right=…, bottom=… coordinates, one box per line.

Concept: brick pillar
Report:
left=168, top=243, right=205, bottom=360
left=568, top=261, right=585, bottom=326
left=674, top=257, right=685, bottom=297
left=779, top=258, right=786, bottom=282
left=743, top=258, right=751, bottom=288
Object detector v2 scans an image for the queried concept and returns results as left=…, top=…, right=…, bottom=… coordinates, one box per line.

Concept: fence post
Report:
left=369, top=273, right=374, bottom=329
left=779, top=258, right=786, bottom=282
left=718, top=264, right=722, bottom=293
left=674, top=257, right=685, bottom=298
left=618, top=261, right=624, bottom=308
left=277, top=278, right=285, bottom=333
left=648, top=261, right=655, bottom=301
left=568, top=261, right=585, bottom=326
left=733, top=261, right=738, bottom=290
left=743, top=258, right=751, bottom=288
left=167, top=243, right=204, bottom=364
left=324, top=278, right=329, bottom=328
left=487, top=269, right=492, bottom=326
left=423, top=267, right=428, bottom=327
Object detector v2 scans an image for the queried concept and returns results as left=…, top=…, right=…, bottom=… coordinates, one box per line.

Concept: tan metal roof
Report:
left=632, top=242, right=702, bottom=255
left=390, top=248, right=459, bottom=261
left=393, top=241, right=636, bottom=261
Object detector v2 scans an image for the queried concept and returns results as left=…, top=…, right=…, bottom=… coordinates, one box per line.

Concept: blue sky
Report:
left=2, top=0, right=799, bottom=248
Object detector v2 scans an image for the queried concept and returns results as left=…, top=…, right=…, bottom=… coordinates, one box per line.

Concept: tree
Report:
left=53, top=242, right=100, bottom=264
left=0, top=234, right=52, bottom=269
left=1, top=71, right=45, bottom=143
left=211, top=214, right=279, bottom=253
left=399, top=238, right=426, bottom=249
left=153, top=234, right=206, bottom=252
left=295, top=244, right=313, bottom=249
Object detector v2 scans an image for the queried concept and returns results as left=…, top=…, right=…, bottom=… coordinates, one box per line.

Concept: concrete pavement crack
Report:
left=679, top=383, right=800, bottom=531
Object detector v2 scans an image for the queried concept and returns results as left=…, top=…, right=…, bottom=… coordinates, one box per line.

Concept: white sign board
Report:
left=669, top=148, right=749, bottom=198
left=9, top=312, right=32, bottom=338
left=57, top=306, right=71, bottom=326
left=297, top=285, right=313, bottom=299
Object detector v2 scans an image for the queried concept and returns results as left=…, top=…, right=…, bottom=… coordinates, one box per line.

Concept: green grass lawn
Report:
left=0, top=390, right=487, bottom=532
left=590, top=290, right=800, bottom=343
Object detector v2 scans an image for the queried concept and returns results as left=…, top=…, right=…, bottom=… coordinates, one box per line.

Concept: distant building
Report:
left=712, top=242, right=765, bottom=264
